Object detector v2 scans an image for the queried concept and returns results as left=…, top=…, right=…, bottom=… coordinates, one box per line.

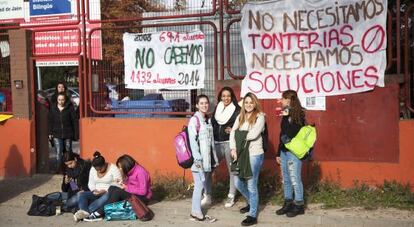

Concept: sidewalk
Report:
left=0, top=174, right=413, bottom=227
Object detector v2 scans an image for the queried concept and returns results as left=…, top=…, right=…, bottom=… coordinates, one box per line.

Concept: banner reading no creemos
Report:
left=123, top=30, right=205, bottom=90
left=240, top=0, right=388, bottom=99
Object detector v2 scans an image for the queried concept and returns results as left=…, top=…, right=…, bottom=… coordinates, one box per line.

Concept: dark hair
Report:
left=57, top=92, right=67, bottom=101
left=62, top=151, right=78, bottom=162
left=282, top=90, right=305, bottom=126
left=92, top=151, right=106, bottom=168
left=55, top=82, right=67, bottom=93
left=217, top=86, right=238, bottom=106
left=116, top=154, right=137, bottom=176
left=196, top=94, right=209, bottom=106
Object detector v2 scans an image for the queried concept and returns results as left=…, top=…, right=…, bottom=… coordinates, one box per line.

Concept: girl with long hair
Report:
left=275, top=90, right=306, bottom=218
left=211, top=87, right=241, bottom=208
left=230, top=92, right=266, bottom=226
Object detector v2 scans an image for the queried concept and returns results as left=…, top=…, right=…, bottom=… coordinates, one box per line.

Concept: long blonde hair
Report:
left=238, top=92, right=263, bottom=128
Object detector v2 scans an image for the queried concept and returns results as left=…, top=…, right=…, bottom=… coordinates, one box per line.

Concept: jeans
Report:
left=234, top=153, right=264, bottom=218
left=280, top=151, right=304, bottom=204
left=77, top=191, right=110, bottom=213
left=53, top=138, right=72, bottom=166
left=191, top=171, right=212, bottom=216
left=62, top=192, right=78, bottom=211
left=215, top=141, right=237, bottom=197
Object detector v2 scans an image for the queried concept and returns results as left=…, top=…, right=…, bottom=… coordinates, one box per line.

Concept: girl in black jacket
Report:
left=48, top=93, right=79, bottom=172
left=61, top=151, right=91, bottom=212
left=211, top=87, right=241, bottom=208
left=275, top=90, right=306, bottom=218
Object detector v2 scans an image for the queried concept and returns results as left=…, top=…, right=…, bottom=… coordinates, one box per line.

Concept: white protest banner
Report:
left=123, top=30, right=205, bottom=90
left=0, top=0, right=24, bottom=23
left=240, top=0, right=387, bottom=99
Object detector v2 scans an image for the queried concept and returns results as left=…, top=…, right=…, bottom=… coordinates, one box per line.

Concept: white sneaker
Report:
left=201, top=194, right=212, bottom=207
left=224, top=195, right=235, bottom=208
left=73, top=210, right=90, bottom=222
left=83, top=212, right=103, bottom=222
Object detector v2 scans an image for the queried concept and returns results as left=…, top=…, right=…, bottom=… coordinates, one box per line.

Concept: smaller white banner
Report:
left=0, top=0, right=24, bottom=22
left=123, top=30, right=205, bottom=90
left=299, top=96, right=326, bottom=111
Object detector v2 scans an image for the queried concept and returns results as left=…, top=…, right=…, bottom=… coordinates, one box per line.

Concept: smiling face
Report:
left=57, top=84, right=65, bottom=93
left=220, top=90, right=232, bottom=106
left=243, top=96, right=255, bottom=113
left=196, top=97, right=209, bottom=114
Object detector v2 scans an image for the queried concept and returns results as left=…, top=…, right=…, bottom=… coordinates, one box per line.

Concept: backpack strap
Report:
left=193, top=115, right=201, bottom=133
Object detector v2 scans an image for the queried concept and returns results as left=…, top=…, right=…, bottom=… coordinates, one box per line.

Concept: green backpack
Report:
left=285, top=125, right=317, bottom=159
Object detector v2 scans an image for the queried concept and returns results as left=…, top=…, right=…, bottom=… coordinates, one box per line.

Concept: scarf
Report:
left=214, top=102, right=236, bottom=125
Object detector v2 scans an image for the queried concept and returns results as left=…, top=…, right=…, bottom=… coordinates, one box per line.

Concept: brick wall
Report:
left=9, top=30, right=32, bottom=119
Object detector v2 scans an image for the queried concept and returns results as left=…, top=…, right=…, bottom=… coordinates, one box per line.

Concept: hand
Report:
left=276, top=157, right=281, bottom=165
left=230, top=149, right=237, bottom=161
left=64, top=175, right=71, bottom=184
left=225, top=127, right=232, bottom=134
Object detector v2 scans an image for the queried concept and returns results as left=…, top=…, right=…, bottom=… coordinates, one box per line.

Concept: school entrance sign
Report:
left=240, top=0, right=388, bottom=99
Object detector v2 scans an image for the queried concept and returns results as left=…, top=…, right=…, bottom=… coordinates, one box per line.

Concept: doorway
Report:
left=35, top=64, right=79, bottom=173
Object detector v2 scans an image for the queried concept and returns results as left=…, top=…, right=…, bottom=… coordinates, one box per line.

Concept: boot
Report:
left=286, top=204, right=305, bottom=217
left=275, top=200, right=293, bottom=215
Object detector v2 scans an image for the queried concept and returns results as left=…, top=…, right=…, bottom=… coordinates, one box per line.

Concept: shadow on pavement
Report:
left=0, top=174, right=53, bottom=204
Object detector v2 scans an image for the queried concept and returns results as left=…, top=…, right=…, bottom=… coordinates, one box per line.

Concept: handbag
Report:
left=285, top=125, right=317, bottom=159
left=128, top=195, right=154, bottom=221
left=27, top=192, right=62, bottom=216
left=103, top=200, right=137, bottom=221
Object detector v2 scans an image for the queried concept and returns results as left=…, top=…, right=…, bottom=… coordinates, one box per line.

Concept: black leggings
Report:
left=97, top=186, right=149, bottom=215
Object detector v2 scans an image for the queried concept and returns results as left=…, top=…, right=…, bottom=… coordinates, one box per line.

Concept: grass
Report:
left=151, top=167, right=414, bottom=210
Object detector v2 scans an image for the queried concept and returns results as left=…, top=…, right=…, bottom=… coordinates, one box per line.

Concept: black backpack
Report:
left=27, top=192, right=62, bottom=216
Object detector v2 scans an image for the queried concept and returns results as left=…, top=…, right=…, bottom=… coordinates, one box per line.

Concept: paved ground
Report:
left=0, top=174, right=413, bottom=227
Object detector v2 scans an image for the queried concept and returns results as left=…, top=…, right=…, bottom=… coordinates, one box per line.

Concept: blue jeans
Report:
left=280, top=151, right=304, bottom=204
left=191, top=171, right=212, bottom=216
left=62, top=192, right=78, bottom=211
left=234, top=153, right=264, bottom=218
left=215, top=141, right=237, bottom=196
left=78, top=191, right=110, bottom=213
left=53, top=138, right=72, bottom=165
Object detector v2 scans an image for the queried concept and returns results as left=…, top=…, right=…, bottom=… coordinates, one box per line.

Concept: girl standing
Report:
left=275, top=90, right=306, bottom=217
left=48, top=93, right=78, bottom=172
left=189, top=94, right=218, bottom=222
left=211, top=87, right=240, bottom=208
left=230, top=92, right=265, bottom=226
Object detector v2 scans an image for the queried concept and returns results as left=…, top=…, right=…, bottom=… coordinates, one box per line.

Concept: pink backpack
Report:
left=174, top=116, right=200, bottom=169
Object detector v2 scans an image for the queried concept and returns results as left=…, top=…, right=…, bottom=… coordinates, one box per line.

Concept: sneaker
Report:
left=201, top=194, right=212, bottom=207
left=286, top=204, right=305, bottom=217
left=239, top=204, right=250, bottom=214
left=241, top=215, right=257, bottom=226
left=189, top=214, right=217, bottom=223
left=73, top=210, right=90, bottom=222
left=224, top=195, right=235, bottom=208
left=84, top=212, right=103, bottom=222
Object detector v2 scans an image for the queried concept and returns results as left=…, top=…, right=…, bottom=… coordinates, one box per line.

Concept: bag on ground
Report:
left=27, top=192, right=62, bottom=216
left=173, top=115, right=200, bottom=168
left=104, top=200, right=137, bottom=221
left=128, top=195, right=154, bottom=221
